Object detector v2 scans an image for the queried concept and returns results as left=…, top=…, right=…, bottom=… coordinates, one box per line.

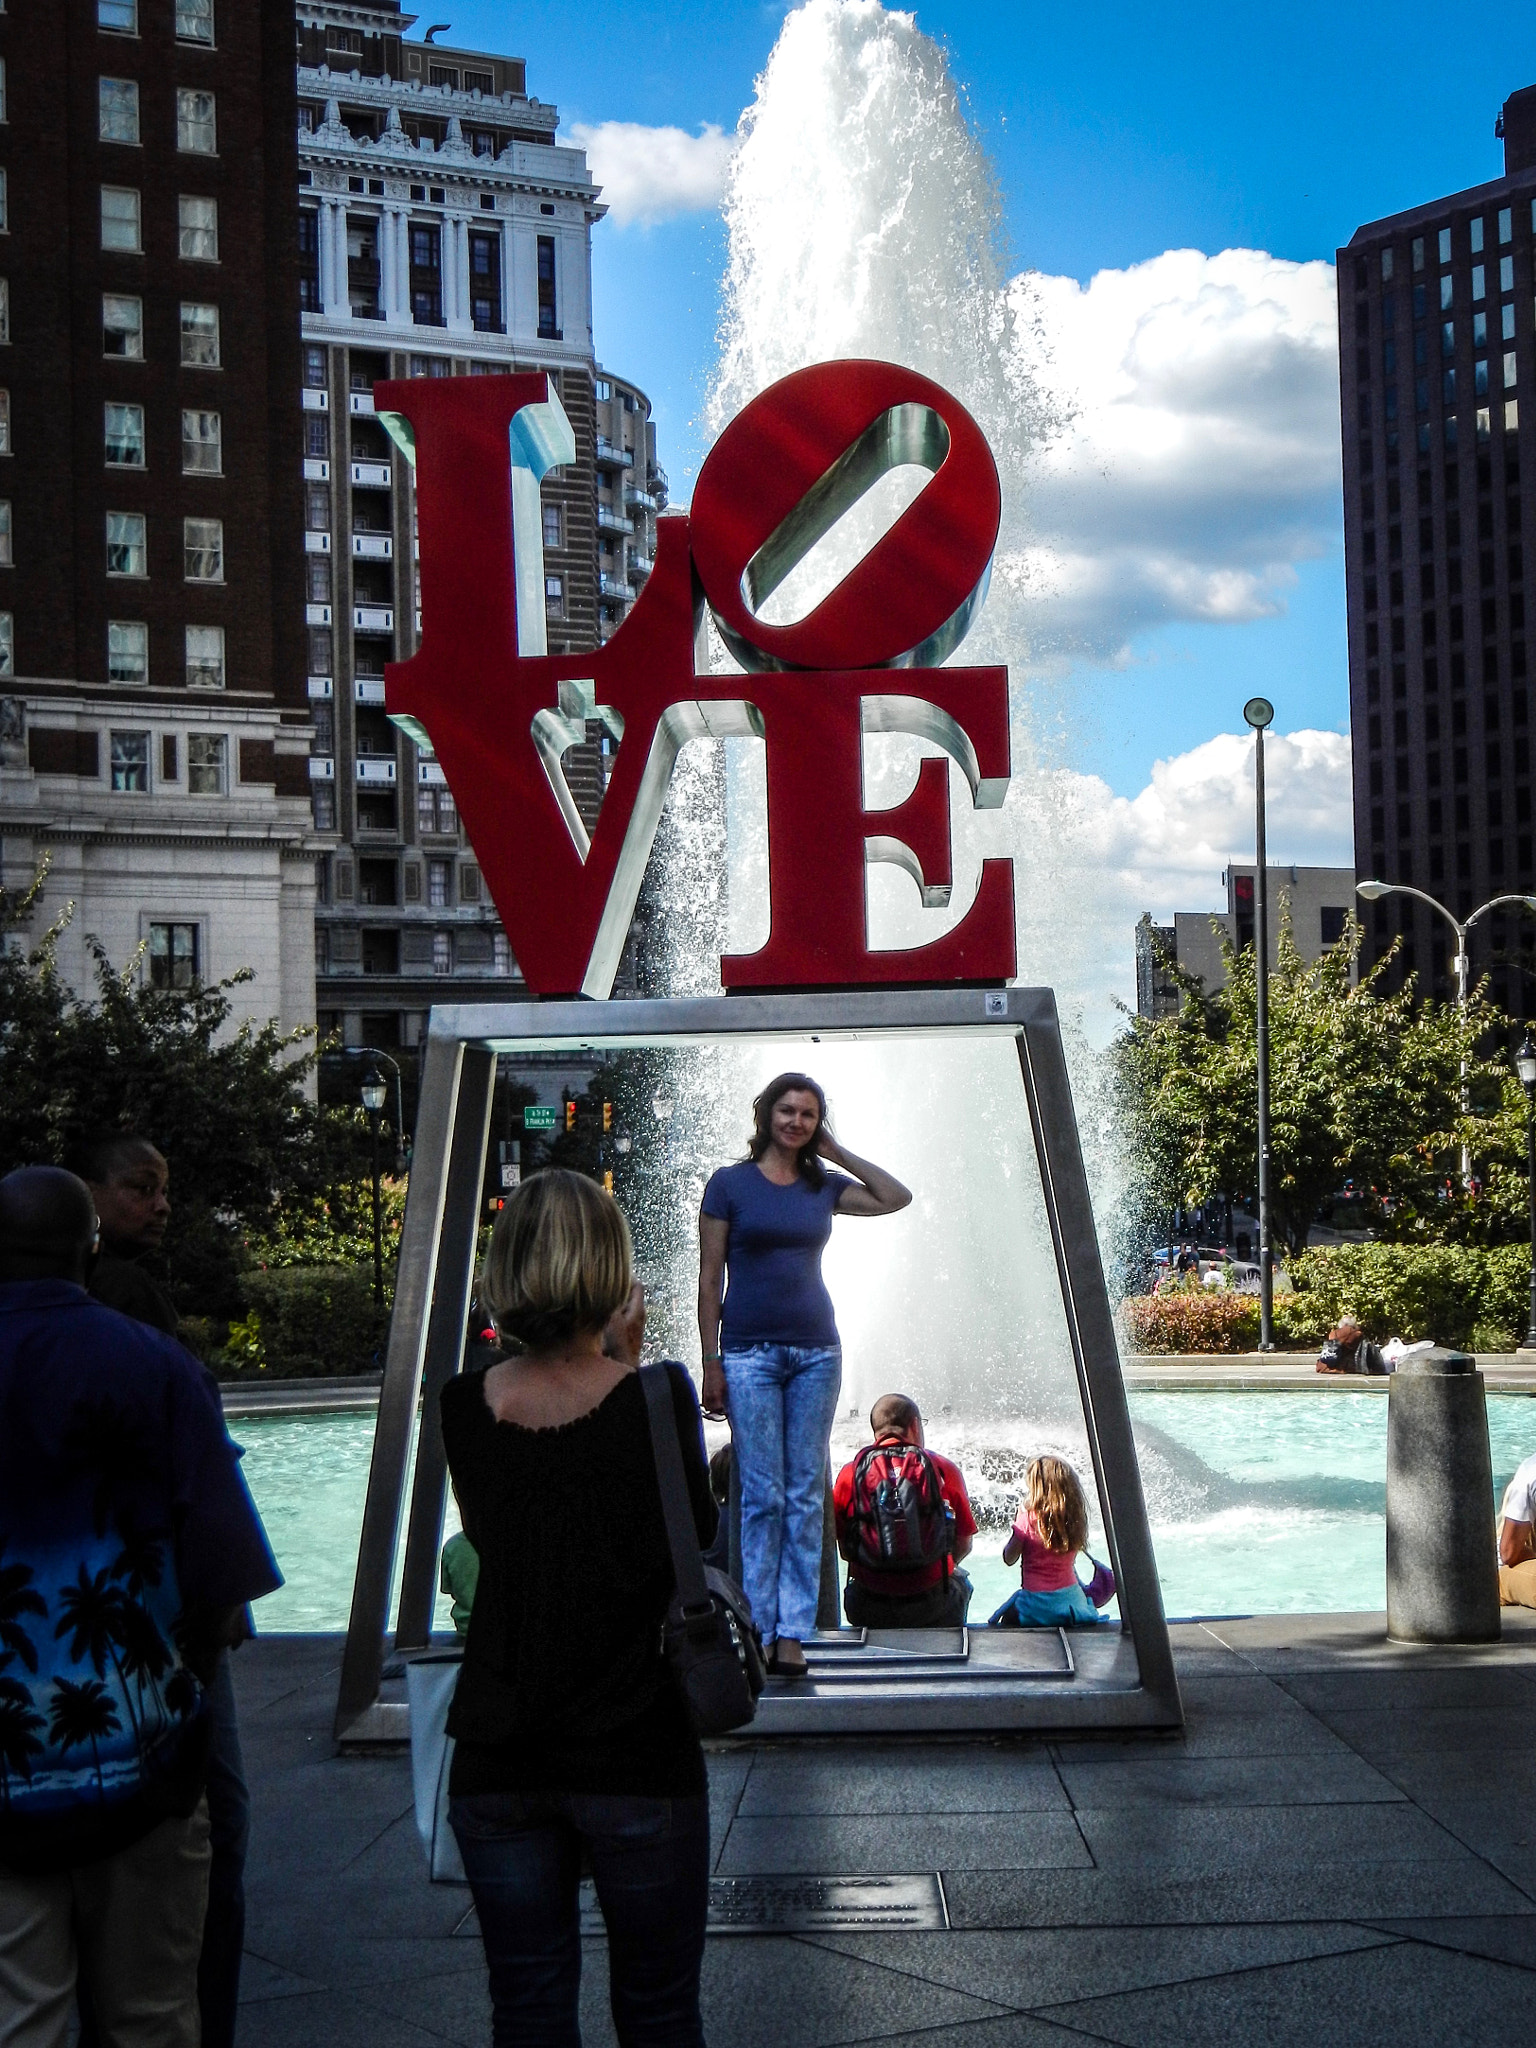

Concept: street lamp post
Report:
left=1517, top=1036, right=1536, bottom=1353
left=361, top=1066, right=387, bottom=1306
left=1356, top=881, right=1536, bottom=1184
left=1243, top=697, right=1276, bottom=1352
left=343, top=1046, right=406, bottom=1171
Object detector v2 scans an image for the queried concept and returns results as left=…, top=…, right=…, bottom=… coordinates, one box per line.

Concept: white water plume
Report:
left=639, top=0, right=1143, bottom=1446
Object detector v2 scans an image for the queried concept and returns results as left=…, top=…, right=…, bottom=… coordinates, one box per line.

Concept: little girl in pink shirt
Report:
left=990, top=1455, right=1114, bottom=1627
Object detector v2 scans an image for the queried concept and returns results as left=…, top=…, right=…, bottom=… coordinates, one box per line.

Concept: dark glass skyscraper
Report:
left=1341, top=88, right=1536, bottom=1012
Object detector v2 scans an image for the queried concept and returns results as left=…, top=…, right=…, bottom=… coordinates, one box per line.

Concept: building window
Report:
left=98, top=77, right=139, bottom=144
left=432, top=931, right=452, bottom=975
left=493, top=931, right=512, bottom=976
left=178, top=196, right=218, bottom=262
left=306, top=556, right=329, bottom=602
left=428, top=63, right=458, bottom=89
left=187, top=731, right=226, bottom=793
left=312, top=785, right=336, bottom=831
left=99, top=0, right=138, bottom=26
left=174, top=0, right=214, bottom=45
left=0, top=169, right=8, bottom=233
left=0, top=280, right=7, bottom=346
left=101, top=293, right=141, bottom=358
left=185, top=622, right=225, bottom=688
left=409, top=353, right=450, bottom=377
left=110, top=729, right=149, bottom=791
left=106, top=510, right=146, bottom=576
left=543, top=503, right=561, bottom=549
left=0, top=500, right=10, bottom=566
left=545, top=574, right=563, bottom=616
left=0, top=59, right=5, bottom=123
left=307, top=626, right=331, bottom=674
left=468, top=229, right=501, bottom=332
left=302, top=342, right=326, bottom=388
left=107, top=619, right=147, bottom=683
left=104, top=401, right=145, bottom=466
left=1473, top=264, right=1486, bottom=303
left=537, top=235, right=557, bottom=336
left=148, top=921, right=198, bottom=988
left=100, top=186, right=141, bottom=252
left=181, top=408, right=221, bottom=473
left=305, top=482, right=329, bottom=530
left=183, top=517, right=222, bottom=581
left=304, top=414, right=328, bottom=457
left=460, top=862, right=481, bottom=903
left=1501, top=255, right=1515, bottom=295
left=179, top=301, right=218, bottom=366
left=428, top=857, right=450, bottom=906
left=0, top=612, right=10, bottom=676
left=176, top=88, right=216, bottom=153
left=0, top=390, right=11, bottom=454
left=298, top=211, right=320, bottom=311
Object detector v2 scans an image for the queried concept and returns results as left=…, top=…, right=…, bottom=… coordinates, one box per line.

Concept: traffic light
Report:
left=565, top=1099, right=577, bottom=1133
left=602, top=1100, right=613, bottom=1133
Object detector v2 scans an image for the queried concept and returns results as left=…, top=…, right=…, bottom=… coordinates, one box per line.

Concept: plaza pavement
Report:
left=232, top=1612, right=1536, bottom=2048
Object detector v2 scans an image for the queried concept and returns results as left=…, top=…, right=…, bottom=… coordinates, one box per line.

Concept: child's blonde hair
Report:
left=1026, top=1456, right=1089, bottom=1553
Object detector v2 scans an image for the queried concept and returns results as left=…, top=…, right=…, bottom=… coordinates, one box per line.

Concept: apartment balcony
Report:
left=354, top=604, right=394, bottom=632
left=628, top=554, right=653, bottom=581
left=624, top=483, right=657, bottom=510
left=355, top=757, right=397, bottom=785
left=351, top=460, right=391, bottom=488
left=307, top=675, right=333, bottom=699
left=304, top=530, right=332, bottom=554
left=598, top=573, right=628, bottom=599
left=309, top=757, right=335, bottom=781
left=305, top=603, right=333, bottom=626
left=352, top=532, right=394, bottom=560
left=304, top=458, right=331, bottom=482
left=302, top=388, right=329, bottom=412
left=355, top=678, right=386, bottom=704
left=596, top=505, right=633, bottom=534
left=349, top=391, right=377, bottom=415
left=595, top=437, right=633, bottom=470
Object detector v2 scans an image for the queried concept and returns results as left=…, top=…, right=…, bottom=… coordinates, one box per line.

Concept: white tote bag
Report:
left=406, top=1652, right=467, bottom=1884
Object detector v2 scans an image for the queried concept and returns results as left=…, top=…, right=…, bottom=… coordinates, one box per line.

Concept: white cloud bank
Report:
left=566, top=120, right=734, bottom=227
left=1013, top=249, right=1344, bottom=663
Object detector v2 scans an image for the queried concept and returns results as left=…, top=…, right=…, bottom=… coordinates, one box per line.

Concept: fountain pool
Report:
left=233, top=1391, right=1535, bottom=1635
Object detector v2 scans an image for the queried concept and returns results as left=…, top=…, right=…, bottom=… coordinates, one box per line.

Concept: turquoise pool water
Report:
left=232, top=1393, right=1536, bottom=1633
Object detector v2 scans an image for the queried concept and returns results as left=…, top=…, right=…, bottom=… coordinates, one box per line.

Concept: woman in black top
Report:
left=441, top=1169, right=716, bottom=2047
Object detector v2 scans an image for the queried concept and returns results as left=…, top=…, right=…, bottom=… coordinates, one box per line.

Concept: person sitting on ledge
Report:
left=1497, top=1448, right=1536, bottom=1607
left=1317, top=1314, right=1388, bottom=1375
left=990, top=1455, right=1106, bottom=1628
left=833, top=1394, right=975, bottom=1628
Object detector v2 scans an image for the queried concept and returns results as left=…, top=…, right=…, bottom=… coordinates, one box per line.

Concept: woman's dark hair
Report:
left=747, top=1072, right=828, bottom=1188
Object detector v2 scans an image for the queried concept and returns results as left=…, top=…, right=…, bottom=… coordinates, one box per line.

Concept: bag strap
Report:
left=640, top=1364, right=712, bottom=1617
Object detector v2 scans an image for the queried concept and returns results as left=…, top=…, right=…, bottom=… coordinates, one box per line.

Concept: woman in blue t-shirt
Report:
left=698, top=1072, right=911, bottom=1676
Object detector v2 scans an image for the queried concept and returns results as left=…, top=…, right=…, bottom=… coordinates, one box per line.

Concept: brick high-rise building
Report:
left=0, top=0, right=317, bottom=1031
left=295, top=2, right=667, bottom=1051
left=1341, top=88, right=1536, bottom=1014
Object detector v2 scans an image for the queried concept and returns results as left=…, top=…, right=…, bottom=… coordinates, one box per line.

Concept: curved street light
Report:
left=1357, top=881, right=1536, bottom=1188
left=1517, top=1035, right=1536, bottom=1353
left=1244, top=697, right=1276, bottom=1351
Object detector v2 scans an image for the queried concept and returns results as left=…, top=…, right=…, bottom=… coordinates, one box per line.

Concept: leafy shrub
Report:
left=1120, top=1290, right=1260, bottom=1354
left=219, top=1264, right=387, bottom=1380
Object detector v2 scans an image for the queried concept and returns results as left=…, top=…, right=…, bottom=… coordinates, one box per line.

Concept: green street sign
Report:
left=522, top=1105, right=558, bottom=1130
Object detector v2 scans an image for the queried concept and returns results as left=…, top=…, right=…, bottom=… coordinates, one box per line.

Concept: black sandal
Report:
left=769, top=1645, right=809, bottom=1678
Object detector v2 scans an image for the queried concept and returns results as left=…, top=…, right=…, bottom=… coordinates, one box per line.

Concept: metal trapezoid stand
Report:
left=333, top=988, right=1182, bottom=1744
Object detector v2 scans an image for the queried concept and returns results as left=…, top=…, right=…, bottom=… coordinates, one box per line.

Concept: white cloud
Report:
left=1008, top=249, right=1344, bottom=663
left=566, top=120, right=734, bottom=227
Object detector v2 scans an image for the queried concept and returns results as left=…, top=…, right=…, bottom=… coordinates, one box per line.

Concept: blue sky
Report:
left=429, top=2, right=1535, bottom=807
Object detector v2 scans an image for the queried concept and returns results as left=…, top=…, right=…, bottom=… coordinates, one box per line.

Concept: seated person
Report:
left=833, top=1394, right=975, bottom=1628
left=1498, top=1449, right=1536, bottom=1607
left=1317, top=1314, right=1387, bottom=1375
left=990, top=1455, right=1109, bottom=1627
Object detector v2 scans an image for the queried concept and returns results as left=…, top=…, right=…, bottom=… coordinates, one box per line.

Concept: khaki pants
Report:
left=1499, top=1558, right=1536, bottom=1607
left=0, top=1803, right=210, bottom=2048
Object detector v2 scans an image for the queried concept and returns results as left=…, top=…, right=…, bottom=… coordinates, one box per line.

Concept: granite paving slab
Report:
left=715, top=1811, right=1093, bottom=1876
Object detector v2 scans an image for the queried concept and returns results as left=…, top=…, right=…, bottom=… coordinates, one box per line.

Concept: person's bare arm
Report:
left=698, top=1212, right=729, bottom=1415
left=1499, top=1516, right=1535, bottom=1567
left=952, top=1525, right=974, bottom=1563
left=820, top=1134, right=912, bottom=1217
left=1002, top=1530, right=1022, bottom=1567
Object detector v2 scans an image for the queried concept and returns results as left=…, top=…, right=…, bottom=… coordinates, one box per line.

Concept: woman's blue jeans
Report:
left=723, top=1341, right=842, bottom=1643
left=450, top=1788, right=709, bottom=2048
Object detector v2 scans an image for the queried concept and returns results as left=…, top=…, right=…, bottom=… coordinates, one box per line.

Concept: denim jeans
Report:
left=723, top=1342, right=841, bottom=1643
left=450, top=1789, right=709, bottom=2048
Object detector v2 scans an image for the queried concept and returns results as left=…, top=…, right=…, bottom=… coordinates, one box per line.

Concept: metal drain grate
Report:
left=579, top=1872, right=949, bottom=1936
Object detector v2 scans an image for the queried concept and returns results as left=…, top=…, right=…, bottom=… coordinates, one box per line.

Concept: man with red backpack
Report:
left=833, top=1393, right=977, bottom=1628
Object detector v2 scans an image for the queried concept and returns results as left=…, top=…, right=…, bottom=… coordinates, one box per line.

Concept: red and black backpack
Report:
left=846, top=1436, right=955, bottom=1577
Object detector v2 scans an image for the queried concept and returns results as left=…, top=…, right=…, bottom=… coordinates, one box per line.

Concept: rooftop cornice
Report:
left=297, top=64, right=556, bottom=130
left=299, top=138, right=601, bottom=206
left=295, top=5, right=418, bottom=32
left=1346, top=161, right=1536, bottom=247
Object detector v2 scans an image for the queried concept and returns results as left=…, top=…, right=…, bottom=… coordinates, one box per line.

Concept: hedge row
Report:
left=1122, top=1242, right=1534, bottom=1354
left=213, top=1263, right=390, bottom=1379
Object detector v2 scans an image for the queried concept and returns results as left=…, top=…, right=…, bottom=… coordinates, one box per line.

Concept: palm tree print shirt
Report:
left=0, top=1280, right=280, bottom=1871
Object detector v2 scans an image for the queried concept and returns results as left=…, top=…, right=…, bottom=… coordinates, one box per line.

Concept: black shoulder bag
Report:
left=641, top=1364, right=767, bottom=1734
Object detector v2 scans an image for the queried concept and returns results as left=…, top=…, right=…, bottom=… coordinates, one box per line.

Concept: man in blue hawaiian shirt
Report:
left=0, top=1167, right=280, bottom=2048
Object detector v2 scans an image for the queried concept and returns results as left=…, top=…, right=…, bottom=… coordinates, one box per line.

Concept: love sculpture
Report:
left=334, top=361, right=1182, bottom=1751
left=377, top=359, right=1015, bottom=995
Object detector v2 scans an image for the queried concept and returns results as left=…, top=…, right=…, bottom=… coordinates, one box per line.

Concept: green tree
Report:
left=1114, top=916, right=1510, bottom=1258
left=0, top=863, right=375, bottom=1317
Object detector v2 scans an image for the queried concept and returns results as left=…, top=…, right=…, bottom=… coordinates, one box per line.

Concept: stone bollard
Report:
left=1386, top=1347, right=1501, bottom=1643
